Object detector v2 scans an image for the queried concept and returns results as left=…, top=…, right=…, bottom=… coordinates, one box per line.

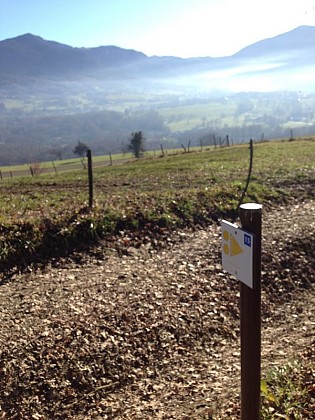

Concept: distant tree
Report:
left=47, top=146, right=64, bottom=160
left=73, top=141, right=88, bottom=158
left=128, top=131, right=145, bottom=158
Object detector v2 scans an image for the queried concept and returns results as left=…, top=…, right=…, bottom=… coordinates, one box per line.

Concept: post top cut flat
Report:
left=240, top=203, right=262, bottom=210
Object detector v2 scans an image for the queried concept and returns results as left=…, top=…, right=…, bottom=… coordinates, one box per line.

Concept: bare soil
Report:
left=0, top=200, right=314, bottom=419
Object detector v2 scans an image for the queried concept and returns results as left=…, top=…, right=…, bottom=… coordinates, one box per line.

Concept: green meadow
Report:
left=0, top=138, right=313, bottom=270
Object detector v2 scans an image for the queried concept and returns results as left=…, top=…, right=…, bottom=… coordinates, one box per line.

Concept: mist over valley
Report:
left=1, top=26, right=315, bottom=164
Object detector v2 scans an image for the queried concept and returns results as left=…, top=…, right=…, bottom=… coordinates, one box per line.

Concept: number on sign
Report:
left=244, top=234, right=252, bottom=247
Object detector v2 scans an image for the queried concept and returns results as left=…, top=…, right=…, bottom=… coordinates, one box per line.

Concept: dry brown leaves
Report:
left=0, top=200, right=314, bottom=418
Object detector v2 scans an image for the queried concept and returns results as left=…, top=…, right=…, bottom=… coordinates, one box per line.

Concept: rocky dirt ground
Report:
left=0, top=199, right=314, bottom=419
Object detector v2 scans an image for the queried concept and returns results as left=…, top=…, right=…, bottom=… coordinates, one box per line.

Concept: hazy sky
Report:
left=1, top=0, right=315, bottom=58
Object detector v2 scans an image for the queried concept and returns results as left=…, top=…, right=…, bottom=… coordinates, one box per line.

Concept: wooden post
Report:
left=52, top=161, right=57, bottom=174
left=81, top=158, right=86, bottom=170
left=290, top=129, right=294, bottom=141
left=87, top=149, right=93, bottom=207
left=239, top=203, right=262, bottom=420
left=160, top=144, right=165, bottom=157
left=109, top=153, right=113, bottom=166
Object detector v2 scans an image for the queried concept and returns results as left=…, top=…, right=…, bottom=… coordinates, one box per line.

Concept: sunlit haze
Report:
left=1, top=0, right=315, bottom=57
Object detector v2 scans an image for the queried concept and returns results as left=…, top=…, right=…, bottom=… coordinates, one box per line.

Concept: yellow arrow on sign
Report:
left=230, top=236, right=243, bottom=256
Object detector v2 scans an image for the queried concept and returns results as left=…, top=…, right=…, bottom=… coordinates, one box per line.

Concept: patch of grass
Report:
left=158, top=102, right=238, bottom=132
left=261, top=358, right=315, bottom=419
left=0, top=138, right=313, bottom=270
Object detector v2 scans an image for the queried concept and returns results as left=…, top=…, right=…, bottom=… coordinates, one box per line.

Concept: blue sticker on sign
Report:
left=244, top=234, right=251, bottom=247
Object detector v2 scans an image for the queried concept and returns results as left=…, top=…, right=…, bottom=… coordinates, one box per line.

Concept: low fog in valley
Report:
left=1, top=26, right=315, bottom=165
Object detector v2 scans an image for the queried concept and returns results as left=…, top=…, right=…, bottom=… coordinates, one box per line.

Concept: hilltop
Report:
left=1, top=26, right=315, bottom=88
left=1, top=26, right=315, bottom=165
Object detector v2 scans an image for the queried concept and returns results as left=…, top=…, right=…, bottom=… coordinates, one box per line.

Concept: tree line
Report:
left=73, top=132, right=145, bottom=159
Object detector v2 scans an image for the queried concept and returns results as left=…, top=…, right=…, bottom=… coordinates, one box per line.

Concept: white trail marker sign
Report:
left=221, top=220, right=255, bottom=289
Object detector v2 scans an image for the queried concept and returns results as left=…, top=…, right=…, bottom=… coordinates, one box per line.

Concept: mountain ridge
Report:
left=2, top=24, right=315, bottom=59
left=1, top=25, right=315, bottom=90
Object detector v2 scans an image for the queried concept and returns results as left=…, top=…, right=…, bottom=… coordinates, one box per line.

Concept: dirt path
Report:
left=0, top=200, right=314, bottom=418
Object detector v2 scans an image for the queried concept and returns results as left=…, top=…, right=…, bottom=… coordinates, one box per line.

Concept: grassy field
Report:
left=0, top=153, right=134, bottom=173
left=158, top=101, right=238, bottom=130
left=0, top=149, right=186, bottom=176
left=0, top=138, right=314, bottom=271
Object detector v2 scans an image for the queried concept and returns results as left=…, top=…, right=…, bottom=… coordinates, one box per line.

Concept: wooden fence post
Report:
left=81, top=158, right=86, bottom=170
left=160, top=144, right=165, bottom=157
left=52, top=161, right=57, bottom=174
left=239, top=203, right=262, bottom=420
left=87, top=149, right=93, bottom=207
left=290, top=129, right=294, bottom=141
